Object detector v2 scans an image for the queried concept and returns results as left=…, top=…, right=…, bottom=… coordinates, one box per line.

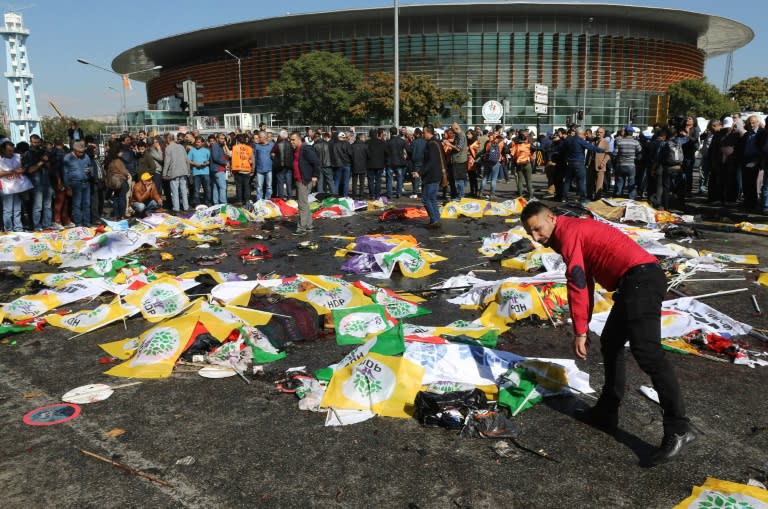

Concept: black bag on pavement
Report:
left=414, top=389, right=488, bottom=429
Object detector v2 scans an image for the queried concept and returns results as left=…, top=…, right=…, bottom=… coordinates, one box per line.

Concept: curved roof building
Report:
left=112, top=2, right=753, bottom=128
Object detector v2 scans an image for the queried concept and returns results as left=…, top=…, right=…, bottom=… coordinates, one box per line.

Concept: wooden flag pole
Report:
left=79, top=448, right=173, bottom=488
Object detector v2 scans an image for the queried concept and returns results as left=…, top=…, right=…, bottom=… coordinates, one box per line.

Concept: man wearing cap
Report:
left=62, top=141, right=95, bottom=227
left=331, top=131, right=352, bottom=197
left=613, top=127, right=642, bottom=199
left=521, top=201, right=695, bottom=466
left=131, top=172, right=163, bottom=217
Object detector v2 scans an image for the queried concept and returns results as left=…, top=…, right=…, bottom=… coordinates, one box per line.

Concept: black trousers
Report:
left=598, top=264, right=689, bottom=435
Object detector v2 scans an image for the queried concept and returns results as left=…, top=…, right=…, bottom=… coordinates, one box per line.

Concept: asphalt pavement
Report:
left=1, top=172, right=767, bottom=509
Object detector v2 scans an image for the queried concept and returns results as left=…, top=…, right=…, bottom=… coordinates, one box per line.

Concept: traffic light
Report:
left=629, top=109, right=636, bottom=123
left=566, top=116, right=572, bottom=126
left=577, top=109, right=584, bottom=121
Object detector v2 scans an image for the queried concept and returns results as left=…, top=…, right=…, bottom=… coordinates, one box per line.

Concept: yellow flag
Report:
left=2, top=293, right=63, bottom=321
left=196, top=301, right=271, bottom=340
left=124, top=277, right=191, bottom=322
left=103, top=313, right=199, bottom=379
left=321, top=353, right=425, bottom=418
left=699, top=250, right=759, bottom=265
left=673, top=477, right=768, bottom=509
left=29, top=272, right=79, bottom=289
left=279, top=275, right=370, bottom=314
left=99, top=336, right=141, bottom=360
left=45, top=297, right=136, bottom=333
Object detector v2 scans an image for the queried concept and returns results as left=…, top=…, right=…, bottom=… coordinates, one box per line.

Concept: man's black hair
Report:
left=520, top=201, right=552, bottom=224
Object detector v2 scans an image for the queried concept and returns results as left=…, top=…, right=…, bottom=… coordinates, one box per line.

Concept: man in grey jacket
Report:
left=613, top=127, right=642, bottom=199
left=162, top=133, right=191, bottom=213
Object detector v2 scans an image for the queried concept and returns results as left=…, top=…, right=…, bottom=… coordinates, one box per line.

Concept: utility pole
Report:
left=224, top=49, right=243, bottom=118
left=393, top=0, right=400, bottom=128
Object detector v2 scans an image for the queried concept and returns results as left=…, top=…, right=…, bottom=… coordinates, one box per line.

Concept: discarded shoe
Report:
left=648, top=431, right=697, bottom=465
left=297, top=240, right=318, bottom=250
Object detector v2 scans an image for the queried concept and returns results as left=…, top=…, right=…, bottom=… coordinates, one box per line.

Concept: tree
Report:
left=40, top=116, right=107, bottom=143
left=351, top=72, right=468, bottom=126
left=268, top=51, right=363, bottom=125
left=728, top=76, right=768, bottom=112
left=667, top=79, right=734, bottom=120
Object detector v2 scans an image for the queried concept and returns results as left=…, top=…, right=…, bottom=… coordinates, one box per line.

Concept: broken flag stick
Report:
left=669, top=287, right=748, bottom=300
left=79, top=448, right=173, bottom=488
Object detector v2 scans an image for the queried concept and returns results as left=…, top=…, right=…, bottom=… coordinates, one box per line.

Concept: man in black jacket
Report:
left=385, top=127, right=407, bottom=199
left=413, top=125, right=443, bottom=228
left=272, top=130, right=294, bottom=199
left=289, top=131, right=320, bottom=235
left=312, top=132, right=333, bottom=194
left=366, top=128, right=387, bottom=199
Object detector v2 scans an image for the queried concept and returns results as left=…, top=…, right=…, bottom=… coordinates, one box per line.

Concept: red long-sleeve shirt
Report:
left=549, top=216, right=657, bottom=335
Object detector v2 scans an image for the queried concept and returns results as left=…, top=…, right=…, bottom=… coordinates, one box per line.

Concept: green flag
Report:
left=332, top=304, right=394, bottom=345
left=497, top=368, right=543, bottom=416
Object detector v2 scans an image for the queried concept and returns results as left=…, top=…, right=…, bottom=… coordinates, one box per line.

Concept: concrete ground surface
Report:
left=1, top=171, right=767, bottom=509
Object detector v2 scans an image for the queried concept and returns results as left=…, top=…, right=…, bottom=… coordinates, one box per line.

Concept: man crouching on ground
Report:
left=520, top=201, right=695, bottom=465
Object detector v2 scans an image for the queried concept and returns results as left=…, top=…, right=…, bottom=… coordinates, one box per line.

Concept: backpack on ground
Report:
left=248, top=294, right=320, bottom=346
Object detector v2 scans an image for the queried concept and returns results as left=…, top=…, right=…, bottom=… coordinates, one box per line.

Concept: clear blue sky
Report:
left=12, top=0, right=764, bottom=119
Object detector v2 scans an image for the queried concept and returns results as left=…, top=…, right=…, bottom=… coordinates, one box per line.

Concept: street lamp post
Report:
left=224, top=49, right=244, bottom=120
left=77, top=58, right=162, bottom=131
left=107, top=85, right=125, bottom=126
left=393, top=0, right=400, bottom=129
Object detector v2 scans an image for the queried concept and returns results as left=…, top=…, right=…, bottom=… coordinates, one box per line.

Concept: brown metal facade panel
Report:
left=537, top=32, right=544, bottom=84
left=564, top=33, right=572, bottom=89
left=552, top=32, right=559, bottom=88
left=145, top=34, right=705, bottom=104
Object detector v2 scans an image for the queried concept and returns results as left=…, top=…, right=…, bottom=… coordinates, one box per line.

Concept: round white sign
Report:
left=482, top=100, right=504, bottom=123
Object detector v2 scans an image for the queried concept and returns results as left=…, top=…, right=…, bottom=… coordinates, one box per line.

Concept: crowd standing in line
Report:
left=0, top=113, right=764, bottom=234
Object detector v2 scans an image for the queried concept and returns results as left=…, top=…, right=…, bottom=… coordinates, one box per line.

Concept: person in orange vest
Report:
left=230, top=134, right=254, bottom=206
left=512, top=129, right=535, bottom=198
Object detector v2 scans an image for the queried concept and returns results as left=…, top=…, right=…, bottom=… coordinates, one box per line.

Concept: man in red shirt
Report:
left=521, top=201, right=694, bottom=465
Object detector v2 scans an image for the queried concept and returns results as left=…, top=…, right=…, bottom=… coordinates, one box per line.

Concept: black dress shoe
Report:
left=575, top=405, right=618, bottom=434
left=649, top=431, right=697, bottom=465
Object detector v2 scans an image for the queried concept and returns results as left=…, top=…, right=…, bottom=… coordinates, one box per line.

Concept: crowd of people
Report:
left=541, top=113, right=768, bottom=214
left=0, top=112, right=765, bottom=233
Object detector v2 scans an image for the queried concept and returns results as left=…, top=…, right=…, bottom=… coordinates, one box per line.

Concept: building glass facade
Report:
left=144, top=11, right=712, bottom=129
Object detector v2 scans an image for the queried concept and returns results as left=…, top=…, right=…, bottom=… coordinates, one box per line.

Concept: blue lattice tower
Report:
left=0, top=11, right=40, bottom=142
